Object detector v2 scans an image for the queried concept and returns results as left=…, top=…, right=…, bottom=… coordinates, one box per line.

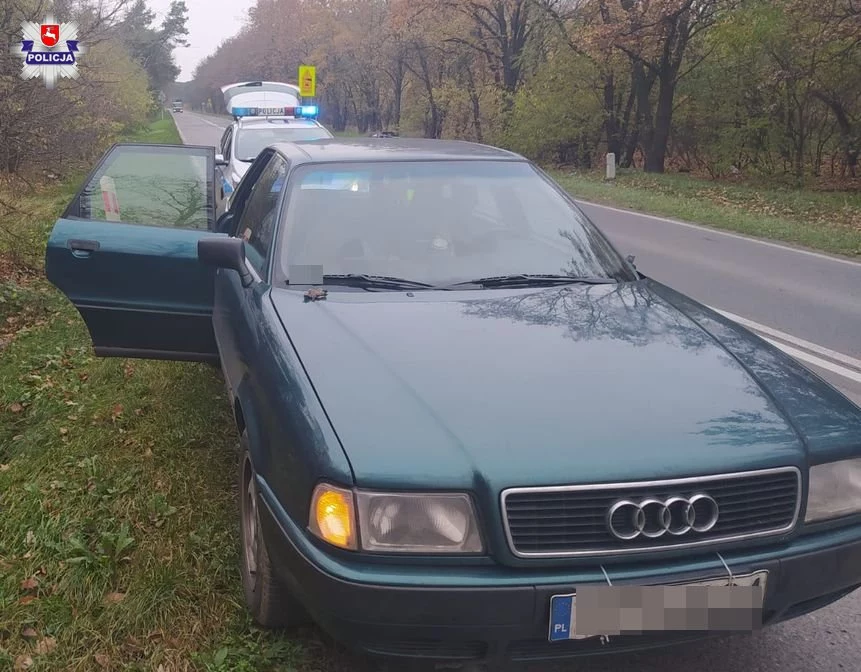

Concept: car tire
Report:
left=238, top=432, right=309, bottom=629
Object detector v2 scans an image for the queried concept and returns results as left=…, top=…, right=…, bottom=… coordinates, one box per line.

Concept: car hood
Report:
left=233, top=161, right=251, bottom=180
left=271, top=280, right=861, bottom=491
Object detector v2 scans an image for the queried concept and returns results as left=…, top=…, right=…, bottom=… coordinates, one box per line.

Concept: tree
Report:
left=117, top=0, right=189, bottom=92
left=186, top=0, right=861, bottom=180
left=596, top=0, right=734, bottom=173
left=0, top=0, right=153, bottom=176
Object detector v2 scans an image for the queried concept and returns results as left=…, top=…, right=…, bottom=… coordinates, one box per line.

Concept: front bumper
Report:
left=258, top=499, right=861, bottom=667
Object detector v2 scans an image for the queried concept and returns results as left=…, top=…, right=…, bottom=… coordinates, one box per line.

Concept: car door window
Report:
left=235, top=154, right=288, bottom=275
left=69, top=144, right=213, bottom=230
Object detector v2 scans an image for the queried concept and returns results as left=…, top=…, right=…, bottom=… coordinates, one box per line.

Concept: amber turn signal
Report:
left=309, top=483, right=357, bottom=550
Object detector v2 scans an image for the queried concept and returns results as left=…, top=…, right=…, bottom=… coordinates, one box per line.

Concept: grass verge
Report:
left=0, top=115, right=358, bottom=671
left=551, top=169, right=861, bottom=258
left=126, top=117, right=184, bottom=145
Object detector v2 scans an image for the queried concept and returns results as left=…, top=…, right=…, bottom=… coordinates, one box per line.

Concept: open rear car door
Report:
left=45, top=143, right=223, bottom=363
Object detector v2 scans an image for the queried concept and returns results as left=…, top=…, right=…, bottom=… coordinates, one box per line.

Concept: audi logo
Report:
left=606, top=494, right=720, bottom=540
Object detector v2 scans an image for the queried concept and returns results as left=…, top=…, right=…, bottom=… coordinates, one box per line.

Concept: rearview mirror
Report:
left=215, top=153, right=228, bottom=166
left=198, top=237, right=254, bottom=287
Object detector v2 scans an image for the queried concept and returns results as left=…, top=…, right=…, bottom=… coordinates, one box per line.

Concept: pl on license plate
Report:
left=548, top=570, right=767, bottom=642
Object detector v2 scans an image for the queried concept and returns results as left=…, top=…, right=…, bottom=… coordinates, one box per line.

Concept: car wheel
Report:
left=239, top=434, right=309, bottom=629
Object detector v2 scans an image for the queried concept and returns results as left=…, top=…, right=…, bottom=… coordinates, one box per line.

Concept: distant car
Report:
left=172, top=100, right=183, bottom=113
left=44, top=138, right=861, bottom=668
left=370, top=130, right=398, bottom=138
left=215, top=107, right=332, bottom=214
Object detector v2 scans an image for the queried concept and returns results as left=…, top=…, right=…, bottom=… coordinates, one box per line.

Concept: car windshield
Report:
left=277, top=160, right=634, bottom=289
left=236, top=127, right=332, bottom=161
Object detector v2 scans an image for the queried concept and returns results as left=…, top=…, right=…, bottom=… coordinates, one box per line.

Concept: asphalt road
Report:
left=172, top=110, right=861, bottom=672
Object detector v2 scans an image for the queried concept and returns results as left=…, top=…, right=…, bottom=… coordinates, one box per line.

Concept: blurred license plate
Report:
left=548, top=570, right=767, bottom=641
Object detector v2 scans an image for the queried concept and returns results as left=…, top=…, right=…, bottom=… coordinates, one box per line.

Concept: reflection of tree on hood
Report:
left=461, top=281, right=713, bottom=353
left=462, top=277, right=861, bottom=450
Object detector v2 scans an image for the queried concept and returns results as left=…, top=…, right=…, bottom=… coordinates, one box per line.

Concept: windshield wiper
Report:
left=319, top=274, right=440, bottom=291
left=447, top=274, right=617, bottom=289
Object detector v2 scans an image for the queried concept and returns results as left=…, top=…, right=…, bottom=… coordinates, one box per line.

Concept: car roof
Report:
left=235, top=117, right=324, bottom=130
left=270, top=137, right=525, bottom=164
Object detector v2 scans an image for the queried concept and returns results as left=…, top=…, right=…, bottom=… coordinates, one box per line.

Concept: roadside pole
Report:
left=606, top=153, right=616, bottom=182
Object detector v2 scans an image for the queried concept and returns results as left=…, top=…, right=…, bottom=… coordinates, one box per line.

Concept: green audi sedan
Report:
left=44, top=138, right=861, bottom=668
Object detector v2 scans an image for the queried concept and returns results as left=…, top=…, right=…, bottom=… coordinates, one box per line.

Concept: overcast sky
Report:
left=147, top=0, right=256, bottom=81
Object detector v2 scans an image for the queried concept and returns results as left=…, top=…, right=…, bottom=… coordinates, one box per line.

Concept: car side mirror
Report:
left=215, top=153, right=228, bottom=167
left=215, top=211, right=234, bottom=234
left=198, top=237, right=254, bottom=287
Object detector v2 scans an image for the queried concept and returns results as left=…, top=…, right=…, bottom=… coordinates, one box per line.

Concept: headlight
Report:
left=309, top=484, right=483, bottom=553
left=356, top=491, right=483, bottom=553
left=805, top=458, right=861, bottom=523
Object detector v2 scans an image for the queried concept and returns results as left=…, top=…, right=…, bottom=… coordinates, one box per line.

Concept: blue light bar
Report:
left=232, top=104, right=320, bottom=119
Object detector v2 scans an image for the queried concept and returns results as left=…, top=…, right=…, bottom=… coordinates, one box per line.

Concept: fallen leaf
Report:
left=19, top=577, right=38, bottom=590
left=59, top=427, right=68, bottom=435
left=21, top=626, right=38, bottom=639
left=103, top=591, right=126, bottom=605
left=94, top=653, right=110, bottom=668
left=143, top=448, right=153, bottom=458
left=9, top=402, right=23, bottom=413
left=34, top=636, right=56, bottom=655
left=25, top=531, right=36, bottom=545
left=0, top=463, right=10, bottom=472
left=304, top=287, right=328, bottom=302
left=111, top=404, right=123, bottom=420
left=14, top=654, right=33, bottom=670
left=17, top=595, right=37, bottom=606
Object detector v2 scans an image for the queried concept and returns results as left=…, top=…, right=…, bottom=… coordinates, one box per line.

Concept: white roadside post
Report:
left=606, top=152, right=616, bottom=182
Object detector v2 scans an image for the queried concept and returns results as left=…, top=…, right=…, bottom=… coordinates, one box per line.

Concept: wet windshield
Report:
left=236, top=127, right=332, bottom=161
left=277, top=160, right=634, bottom=288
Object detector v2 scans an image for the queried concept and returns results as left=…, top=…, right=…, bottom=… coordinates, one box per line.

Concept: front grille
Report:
left=502, top=467, right=800, bottom=557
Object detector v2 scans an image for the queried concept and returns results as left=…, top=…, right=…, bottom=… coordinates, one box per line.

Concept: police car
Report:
left=215, top=105, right=333, bottom=214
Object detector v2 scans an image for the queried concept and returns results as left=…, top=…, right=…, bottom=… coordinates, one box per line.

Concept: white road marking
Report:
left=707, top=306, right=861, bottom=383
left=196, top=117, right=224, bottom=128
left=576, top=199, right=861, bottom=268
left=711, top=308, right=861, bottom=371
left=174, top=115, right=190, bottom=145
left=759, top=338, right=861, bottom=385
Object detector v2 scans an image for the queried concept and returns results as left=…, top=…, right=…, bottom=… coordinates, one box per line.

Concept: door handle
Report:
left=68, top=239, right=100, bottom=258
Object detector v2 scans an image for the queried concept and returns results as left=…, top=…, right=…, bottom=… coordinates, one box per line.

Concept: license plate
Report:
left=548, top=569, right=767, bottom=642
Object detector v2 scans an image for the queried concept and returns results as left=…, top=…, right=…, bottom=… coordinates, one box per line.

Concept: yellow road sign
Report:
left=299, top=65, right=316, bottom=98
